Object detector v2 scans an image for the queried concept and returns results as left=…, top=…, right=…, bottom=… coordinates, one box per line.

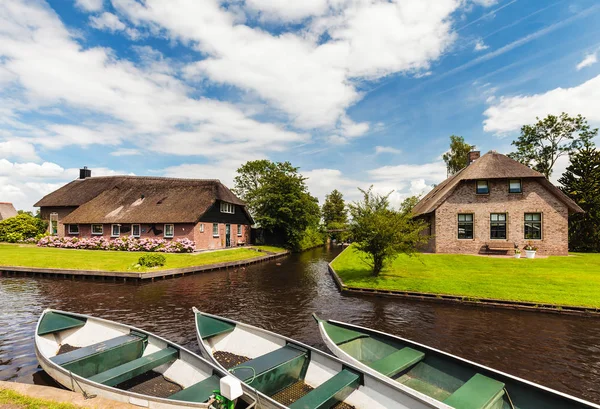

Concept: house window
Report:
left=237, top=225, right=242, bottom=236
left=509, top=179, right=522, bottom=193
left=476, top=180, right=489, bottom=194
left=164, top=224, right=174, bottom=238
left=111, top=224, right=120, bottom=237
left=212, top=223, right=219, bottom=237
left=199, top=223, right=204, bottom=233
left=220, top=202, right=235, bottom=214
left=490, top=213, right=507, bottom=239
left=68, top=224, right=79, bottom=235
left=50, top=213, right=58, bottom=236
left=524, top=213, right=542, bottom=240
left=92, top=224, right=103, bottom=235
left=457, top=214, right=473, bottom=239
left=131, top=224, right=141, bottom=237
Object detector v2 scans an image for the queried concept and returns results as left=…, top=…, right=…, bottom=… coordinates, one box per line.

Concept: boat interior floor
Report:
left=214, top=351, right=251, bottom=369
left=116, top=371, right=183, bottom=398
left=56, top=344, right=81, bottom=355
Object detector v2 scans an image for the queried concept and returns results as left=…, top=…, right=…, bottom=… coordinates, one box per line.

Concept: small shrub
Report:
left=5, top=232, right=24, bottom=243
left=0, top=214, right=47, bottom=242
left=138, top=254, right=166, bottom=268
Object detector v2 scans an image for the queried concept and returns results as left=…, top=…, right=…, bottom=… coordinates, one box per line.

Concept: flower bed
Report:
left=37, top=236, right=195, bottom=253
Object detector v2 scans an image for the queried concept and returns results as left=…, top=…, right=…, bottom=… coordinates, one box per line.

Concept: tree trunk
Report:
left=372, top=255, right=384, bottom=276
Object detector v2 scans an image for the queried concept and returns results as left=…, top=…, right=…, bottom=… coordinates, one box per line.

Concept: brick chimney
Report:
left=467, top=151, right=480, bottom=165
left=79, top=166, right=92, bottom=179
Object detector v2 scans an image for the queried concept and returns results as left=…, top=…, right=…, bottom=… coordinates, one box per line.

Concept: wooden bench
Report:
left=368, top=347, right=425, bottom=377
left=443, top=374, right=505, bottom=409
left=89, top=347, right=178, bottom=386
left=169, top=375, right=221, bottom=403
left=485, top=242, right=514, bottom=253
left=289, top=369, right=361, bottom=409
left=51, top=333, right=147, bottom=378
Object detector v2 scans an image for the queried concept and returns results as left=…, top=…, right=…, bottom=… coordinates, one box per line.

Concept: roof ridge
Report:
left=77, top=175, right=222, bottom=183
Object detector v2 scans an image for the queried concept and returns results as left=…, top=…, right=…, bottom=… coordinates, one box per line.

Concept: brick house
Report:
left=413, top=151, right=583, bottom=256
left=34, top=169, right=253, bottom=251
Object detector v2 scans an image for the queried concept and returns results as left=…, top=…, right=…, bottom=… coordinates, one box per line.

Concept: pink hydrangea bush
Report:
left=37, top=236, right=195, bottom=253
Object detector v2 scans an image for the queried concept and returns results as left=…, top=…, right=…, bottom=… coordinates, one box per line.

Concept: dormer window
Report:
left=509, top=179, right=522, bottom=193
left=220, top=202, right=235, bottom=214
left=476, top=180, right=489, bottom=194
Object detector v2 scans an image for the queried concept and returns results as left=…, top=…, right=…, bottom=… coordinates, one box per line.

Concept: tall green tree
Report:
left=348, top=187, right=428, bottom=276
left=233, top=160, right=320, bottom=251
left=559, top=138, right=600, bottom=252
left=322, top=189, right=348, bottom=242
left=442, top=135, right=475, bottom=176
left=509, top=113, right=596, bottom=179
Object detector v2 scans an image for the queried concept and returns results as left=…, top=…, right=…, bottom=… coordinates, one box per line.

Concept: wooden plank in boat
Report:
left=369, top=347, right=425, bottom=377
left=169, top=375, right=220, bottom=403
left=443, top=374, right=505, bottom=409
left=289, top=369, right=361, bottom=409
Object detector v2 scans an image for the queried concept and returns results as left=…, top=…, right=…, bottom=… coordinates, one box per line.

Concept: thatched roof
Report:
left=35, top=176, right=250, bottom=224
left=0, top=202, right=17, bottom=221
left=413, top=151, right=583, bottom=216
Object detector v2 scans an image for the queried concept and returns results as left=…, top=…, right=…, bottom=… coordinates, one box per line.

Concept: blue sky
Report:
left=1, top=0, right=599, bottom=210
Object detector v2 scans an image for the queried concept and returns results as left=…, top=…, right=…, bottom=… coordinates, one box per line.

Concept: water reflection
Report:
left=1, top=246, right=599, bottom=403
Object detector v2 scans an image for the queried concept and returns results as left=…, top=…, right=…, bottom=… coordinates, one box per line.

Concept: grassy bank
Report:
left=0, top=243, right=285, bottom=272
left=0, top=388, right=80, bottom=409
left=331, top=246, right=600, bottom=308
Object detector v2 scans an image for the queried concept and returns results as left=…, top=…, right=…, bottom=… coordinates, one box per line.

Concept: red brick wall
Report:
left=433, top=179, right=569, bottom=255
left=193, top=222, right=251, bottom=250
left=67, top=223, right=196, bottom=241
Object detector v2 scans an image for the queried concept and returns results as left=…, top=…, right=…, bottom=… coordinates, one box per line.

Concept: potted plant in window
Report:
left=514, top=248, right=521, bottom=259
left=524, top=243, right=537, bottom=259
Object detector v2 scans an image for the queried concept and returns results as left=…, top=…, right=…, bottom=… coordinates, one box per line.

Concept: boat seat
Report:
left=51, top=333, right=147, bottom=378
left=88, top=347, right=178, bottom=387
left=369, top=347, right=425, bottom=377
left=289, top=369, right=361, bottom=409
left=38, top=312, right=86, bottom=336
left=196, top=315, right=235, bottom=340
left=169, top=374, right=221, bottom=403
left=230, top=344, right=308, bottom=382
left=443, top=374, right=505, bottom=409
left=322, top=322, right=368, bottom=346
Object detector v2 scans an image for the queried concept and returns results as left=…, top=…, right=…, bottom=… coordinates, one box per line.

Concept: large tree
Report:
left=322, top=189, right=348, bottom=242
left=442, top=135, right=475, bottom=176
left=509, top=113, right=596, bottom=179
left=348, top=187, right=428, bottom=276
left=233, top=160, right=320, bottom=251
left=559, top=137, right=600, bottom=252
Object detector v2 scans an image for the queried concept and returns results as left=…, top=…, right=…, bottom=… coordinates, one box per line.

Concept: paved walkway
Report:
left=0, top=381, right=137, bottom=408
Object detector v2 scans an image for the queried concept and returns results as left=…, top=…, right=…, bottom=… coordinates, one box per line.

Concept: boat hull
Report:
left=35, top=309, right=255, bottom=409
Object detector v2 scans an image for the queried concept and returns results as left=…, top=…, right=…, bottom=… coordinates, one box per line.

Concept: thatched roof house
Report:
left=35, top=170, right=253, bottom=251
left=0, top=202, right=17, bottom=221
left=414, top=151, right=582, bottom=256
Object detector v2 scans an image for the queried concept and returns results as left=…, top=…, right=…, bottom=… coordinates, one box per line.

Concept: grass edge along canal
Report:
left=0, top=243, right=287, bottom=273
left=331, top=245, right=600, bottom=309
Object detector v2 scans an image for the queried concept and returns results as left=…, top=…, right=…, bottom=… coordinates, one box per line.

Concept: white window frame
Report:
left=164, top=224, right=174, bottom=238
left=131, top=224, right=141, bottom=238
left=509, top=179, right=522, bottom=194
left=68, top=224, right=79, bottom=235
left=111, top=224, right=120, bottom=238
left=524, top=213, right=542, bottom=240
left=220, top=202, right=235, bottom=214
left=92, top=224, right=103, bottom=235
left=237, top=225, right=242, bottom=236
left=199, top=223, right=204, bottom=233
left=212, top=223, right=219, bottom=237
left=476, top=180, right=489, bottom=195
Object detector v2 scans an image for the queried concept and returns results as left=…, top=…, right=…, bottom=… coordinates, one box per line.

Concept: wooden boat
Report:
left=314, top=315, right=600, bottom=409
left=35, top=309, right=256, bottom=409
left=193, top=307, right=460, bottom=409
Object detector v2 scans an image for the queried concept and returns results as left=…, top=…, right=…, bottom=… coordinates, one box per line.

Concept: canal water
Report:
left=1, top=246, right=599, bottom=403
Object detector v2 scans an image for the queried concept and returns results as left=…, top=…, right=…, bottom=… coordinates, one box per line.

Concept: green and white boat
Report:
left=314, top=315, right=600, bottom=409
left=193, top=307, right=463, bottom=409
left=35, top=309, right=256, bottom=409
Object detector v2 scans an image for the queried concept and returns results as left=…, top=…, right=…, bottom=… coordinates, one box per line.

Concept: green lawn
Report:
left=253, top=245, right=289, bottom=254
left=0, top=388, right=81, bottom=409
left=331, top=246, right=600, bottom=308
left=0, top=244, right=283, bottom=273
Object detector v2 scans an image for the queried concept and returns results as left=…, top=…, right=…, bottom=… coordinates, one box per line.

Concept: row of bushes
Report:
left=0, top=214, right=47, bottom=243
left=37, top=236, right=196, bottom=253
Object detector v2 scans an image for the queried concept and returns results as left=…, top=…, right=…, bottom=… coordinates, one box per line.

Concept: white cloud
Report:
left=114, top=0, right=460, bottom=131
left=0, top=140, right=40, bottom=161
left=474, top=39, right=489, bottom=51
left=75, top=0, right=103, bottom=12
left=374, top=146, right=402, bottom=155
left=368, top=161, right=447, bottom=183
left=471, top=0, right=498, bottom=6
left=483, top=75, right=600, bottom=134
left=110, top=148, right=140, bottom=156
left=89, top=12, right=141, bottom=39
left=576, top=51, right=598, bottom=70
left=0, top=0, right=306, bottom=162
